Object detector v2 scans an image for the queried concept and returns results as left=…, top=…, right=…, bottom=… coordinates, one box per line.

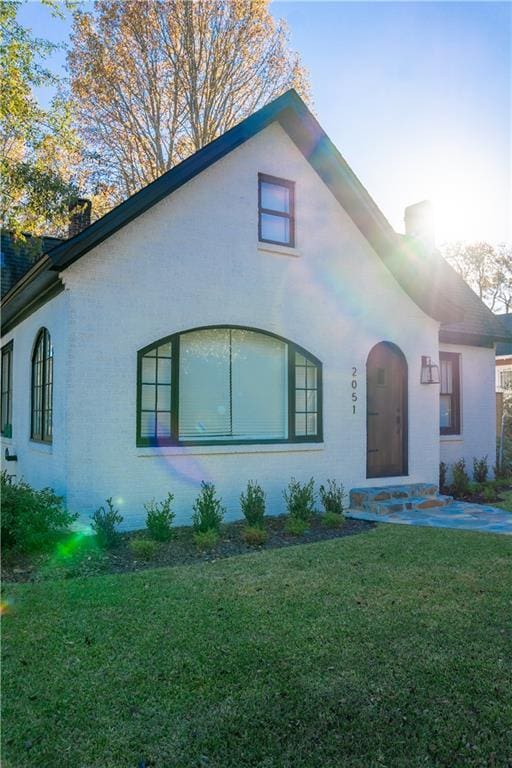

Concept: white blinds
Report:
left=179, top=329, right=231, bottom=439
left=178, top=329, right=287, bottom=441
left=231, top=330, right=287, bottom=439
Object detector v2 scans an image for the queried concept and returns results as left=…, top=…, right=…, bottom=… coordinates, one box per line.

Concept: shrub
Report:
left=90, top=497, right=123, bottom=548
left=240, top=481, right=266, bottom=528
left=192, top=482, right=225, bottom=534
left=242, top=525, right=268, bottom=546
left=129, top=538, right=159, bottom=561
left=1, top=471, right=77, bottom=553
left=439, top=461, right=448, bottom=490
left=283, top=477, right=316, bottom=522
left=319, top=479, right=345, bottom=517
left=451, top=459, right=470, bottom=498
left=321, top=511, right=345, bottom=529
left=482, top=484, right=497, bottom=504
left=145, top=492, right=175, bottom=541
left=284, top=517, right=308, bottom=536
left=193, top=529, right=219, bottom=550
left=473, top=456, right=489, bottom=484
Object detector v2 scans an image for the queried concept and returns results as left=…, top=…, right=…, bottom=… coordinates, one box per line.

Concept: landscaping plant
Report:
left=1, top=471, right=77, bottom=553
left=90, top=497, right=123, bottom=548
left=129, top=538, right=159, bottom=561
left=321, top=511, right=345, bottom=529
left=482, top=484, right=497, bottom=504
left=284, top=516, right=308, bottom=536
left=242, top=525, right=268, bottom=545
left=192, top=481, right=225, bottom=535
left=439, top=461, right=447, bottom=491
left=145, top=492, right=175, bottom=541
left=240, top=481, right=266, bottom=528
left=283, top=477, right=316, bottom=522
left=473, top=455, right=489, bottom=484
left=451, top=459, right=470, bottom=498
left=193, top=528, right=219, bottom=550
left=319, top=479, right=345, bottom=518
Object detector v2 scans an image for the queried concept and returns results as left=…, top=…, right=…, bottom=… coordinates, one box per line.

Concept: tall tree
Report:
left=0, top=0, right=79, bottom=237
left=442, top=241, right=512, bottom=313
left=68, top=0, right=310, bottom=201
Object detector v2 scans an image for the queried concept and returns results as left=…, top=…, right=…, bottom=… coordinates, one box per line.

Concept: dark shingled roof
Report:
left=1, top=231, right=63, bottom=298
left=495, top=314, right=512, bottom=355
left=2, top=89, right=511, bottom=348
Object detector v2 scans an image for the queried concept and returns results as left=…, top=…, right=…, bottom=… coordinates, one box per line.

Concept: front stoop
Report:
left=349, top=483, right=452, bottom=516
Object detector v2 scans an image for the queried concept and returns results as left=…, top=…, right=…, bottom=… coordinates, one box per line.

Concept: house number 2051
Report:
left=352, top=367, right=358, bottom=414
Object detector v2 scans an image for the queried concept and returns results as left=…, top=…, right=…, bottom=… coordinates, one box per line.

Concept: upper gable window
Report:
left=258, top=174, right=295, bottom=247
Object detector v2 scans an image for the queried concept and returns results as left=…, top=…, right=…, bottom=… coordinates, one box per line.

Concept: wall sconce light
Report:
left=420, top=356, right=440, bottom=384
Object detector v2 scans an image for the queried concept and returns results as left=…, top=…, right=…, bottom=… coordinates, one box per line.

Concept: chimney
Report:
left=404, top=200, right=435, bottom=253
left=68, top=198, right=92, bottom=238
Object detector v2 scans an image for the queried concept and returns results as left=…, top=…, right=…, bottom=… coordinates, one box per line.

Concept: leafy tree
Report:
left=68, top=0, right=311, bottom=201
left=441, top=241, right=512, bottom=313
left=0, top=0, right=79, bottom=236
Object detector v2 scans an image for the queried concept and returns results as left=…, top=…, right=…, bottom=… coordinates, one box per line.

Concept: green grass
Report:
left=2, top=525, right=511, bottom=768
left=495, top=489, right=512, bottom=512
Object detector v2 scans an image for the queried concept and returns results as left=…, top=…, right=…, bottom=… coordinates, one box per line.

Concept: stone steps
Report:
left=349, top=484, right=453, bottom=517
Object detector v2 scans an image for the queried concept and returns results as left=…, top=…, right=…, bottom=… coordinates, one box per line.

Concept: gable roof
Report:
left=1, top=89, right=511, bottom=346
left=1, top=231, right=63, bottom=298
left=495, top=314, right=512, bottom=355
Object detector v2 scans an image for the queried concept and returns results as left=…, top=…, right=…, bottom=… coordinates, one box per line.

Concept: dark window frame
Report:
left=31, top=328, right=53, bottom=444
left=440, top=351, right=460, bottom=436
left=1, top=341, right=13, bottom=438
left=136, top=325, right=322, bottom=447
left=258, top=173, right=295, bottom=247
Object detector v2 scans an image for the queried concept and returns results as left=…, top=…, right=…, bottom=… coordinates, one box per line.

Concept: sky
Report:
left=18, top=0, right=512, bottom=244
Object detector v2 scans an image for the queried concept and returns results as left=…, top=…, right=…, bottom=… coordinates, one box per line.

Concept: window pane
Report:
left=440, top=394, right=452, bottom=428
left=142, top=356, right=157, bottom=383
left=307, top=413, right=317, bottom=435
left=306, top=365, right=317, bottom=388
left=260, top=213, right=290, bottom=245
left=158, top=342, right=172, bottom=357
left=156, top=412, right=171, bottom=437
left=295, top=390, right=306, bottom=411
left=307, top=390, right=317, bottom=411
left=296, top=366, right=306, bottom=388
left=295, top=413, right=306, bottom=436
left=260, top=181, right=290, bottom=213
left=141, top=384, right=156, bottom=410
left=140, top=411, right=156, bottom=438
left=179, top=329, right=231, bottom=439
left=157, top=384, right=171, bottom=411
left=440, top=359, right=453, bottom=394
left=231, top=330, right=287, bottom=439
left=158, top=357, right=172, bottom=384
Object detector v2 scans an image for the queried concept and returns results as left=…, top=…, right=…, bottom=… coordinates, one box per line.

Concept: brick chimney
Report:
left=404, top=200, right=435, bottom=253
left=68, top=198, right=92, bottom=238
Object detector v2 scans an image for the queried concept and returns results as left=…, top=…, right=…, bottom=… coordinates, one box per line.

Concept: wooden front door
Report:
left=366, top=342, right=408, bottom=478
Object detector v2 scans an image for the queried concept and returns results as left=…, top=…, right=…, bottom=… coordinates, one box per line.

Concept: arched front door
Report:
left=366, top=342, right=408, bottom=478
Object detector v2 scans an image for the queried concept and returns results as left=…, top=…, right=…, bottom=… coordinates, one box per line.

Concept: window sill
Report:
left=137, top=442, right=324, bottom=458
left=440, top=434, right=463, bottom=442
left=257, top=242, right=300, bottom=258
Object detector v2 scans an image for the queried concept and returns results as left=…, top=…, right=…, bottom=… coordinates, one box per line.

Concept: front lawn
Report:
left=2, top=525, right=511, bottom=768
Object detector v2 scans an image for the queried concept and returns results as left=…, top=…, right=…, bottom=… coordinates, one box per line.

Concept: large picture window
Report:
left=137, top=327, right=322, bottom=446
left=439, top=351, right=460, bottom=435
left=1, top=341, right=13, bottom=437
left=31, top=328, right=53, bottom=443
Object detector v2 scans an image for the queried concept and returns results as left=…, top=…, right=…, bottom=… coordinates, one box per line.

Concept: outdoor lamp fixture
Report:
left=420, top=356, right=440, bottom=384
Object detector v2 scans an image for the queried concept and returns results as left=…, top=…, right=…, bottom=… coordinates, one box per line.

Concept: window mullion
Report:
left=288, top=345, right=295, bottom=439
left=171, top=336, right=179, bottom=443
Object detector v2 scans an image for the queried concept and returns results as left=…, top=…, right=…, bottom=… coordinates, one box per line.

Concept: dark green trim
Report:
left=1, top=281, right=63, bottom=336
left=136, top=325, right=323, bottom=448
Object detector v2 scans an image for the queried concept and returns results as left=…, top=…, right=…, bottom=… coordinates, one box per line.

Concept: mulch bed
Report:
left=2, top=516, right=374, bottom=584
left=441, top=483, right=512, bottom=505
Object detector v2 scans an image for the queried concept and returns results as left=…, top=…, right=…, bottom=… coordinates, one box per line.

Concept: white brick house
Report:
left=1, top=91, right=509, bottom=529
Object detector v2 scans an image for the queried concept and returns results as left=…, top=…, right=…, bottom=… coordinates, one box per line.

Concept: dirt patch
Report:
left=2, top=516, right=375, bottom=584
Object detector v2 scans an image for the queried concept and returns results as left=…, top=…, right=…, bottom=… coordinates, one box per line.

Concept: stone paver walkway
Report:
left=346, top=500, right=512, bottom=535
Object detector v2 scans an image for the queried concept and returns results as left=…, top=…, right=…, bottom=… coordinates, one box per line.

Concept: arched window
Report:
left=31, top=328, right=53, bottom=443
left=137, top=327, right=322, bottom=446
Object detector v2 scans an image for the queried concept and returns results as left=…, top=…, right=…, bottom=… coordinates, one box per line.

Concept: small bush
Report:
left=473, top=456, right=489, bottom=484
left=285, top=517, right=308, bottom=536
left=321, top=511, right=345, bottom=529
left=451, top=459, right=470, bottom=498
left=1, top=471, right=77, bottom=553
left=283, top=477, right=316, bottom=521
left=319, top=479, right=345, bottom=517
left=145, top=492, right=175, bottom=541
left=90, top=497, right=123, bottom=548
left=192, top=482, right=225, bottom=534
left=193, top=529, right=219, bottom=550
left=439, top=461, right=448, bottom=490
left=482, top=484, right=497, bottom=504
left=240, top=481, right=266, bottom=528
left=129, top=538, right=159, bottom=561
left=242, top=525, right=268, bottom=546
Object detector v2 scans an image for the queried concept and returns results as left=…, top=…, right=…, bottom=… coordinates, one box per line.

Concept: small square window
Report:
left=258, top=174, right=295, bottom=247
